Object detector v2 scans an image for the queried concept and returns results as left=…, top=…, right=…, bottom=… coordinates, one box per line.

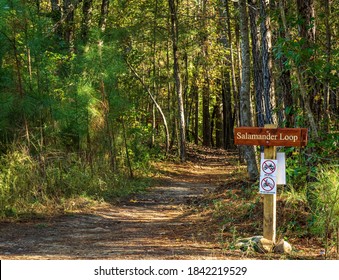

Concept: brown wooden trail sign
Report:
left=234, top=125, right=308, bottom=244
left=234, top=127, right=308, bottom=147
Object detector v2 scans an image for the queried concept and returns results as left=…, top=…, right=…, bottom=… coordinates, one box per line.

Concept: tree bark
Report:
left=239, top=0, right=259, bottom=180
left=99, top=0, right=109, bottom=31
left=215, top=95, right=224, bottom=148
left=202, top=70, right=211, bottom=147
left=193, top=72, right=199, bottom=145
left=151, top=0, right=159, bottom=148
left=200, top=0, right=211, bottom=147
left=232, top=1, right=242, bottom=128
left=248, top=0, right=264, bottom=127
left=260, top=0, right=276, bottom=124
left=50, top=0, right=62, bottom=37
left=169, top=0, right=186, bottom=161
left=323, top=0, right=332, bottom=132
left=222, top=72, right=233, bottom=149
left=220, top=0, right=235, bottom=149
left=122, top=117, right=134, bottom=178
left=63, top=0, right=75, bottom=46
left=81, top=0, right=93, bottom=43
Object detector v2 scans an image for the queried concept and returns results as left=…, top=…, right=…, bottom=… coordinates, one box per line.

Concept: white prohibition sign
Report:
left=262, top=160, right=276, bottom=175
left=261, top=177, right=275, bottom=191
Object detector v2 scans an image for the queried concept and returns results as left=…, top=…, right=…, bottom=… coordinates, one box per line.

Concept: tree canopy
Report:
left=0, top=0, right=338, bottom=216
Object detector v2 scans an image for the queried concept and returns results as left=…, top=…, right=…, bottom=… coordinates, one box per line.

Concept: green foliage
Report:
left=0, top=148, right=151, bottom=218
left=0, top=0, right=337, bottom=223
left=284, top=130, right=338, bottom=192
left=307, top=165, right=339, bottom=257
left=285, top=153, right=309, bottom=191
left=128, top=126, right=152, bottom=166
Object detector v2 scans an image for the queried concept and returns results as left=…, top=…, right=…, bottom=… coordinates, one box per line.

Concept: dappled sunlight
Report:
left=0, top=146, right=327, bottom=260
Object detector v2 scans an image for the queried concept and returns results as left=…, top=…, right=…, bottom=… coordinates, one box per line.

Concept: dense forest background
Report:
left=0, top=0, right=338, bottom=221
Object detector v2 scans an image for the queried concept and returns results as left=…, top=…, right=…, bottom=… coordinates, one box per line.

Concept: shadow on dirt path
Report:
left=0, top=147, right=242, bottom=260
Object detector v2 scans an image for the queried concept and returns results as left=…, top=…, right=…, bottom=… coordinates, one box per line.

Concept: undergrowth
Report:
left=0, top=148, right=152, bottom=219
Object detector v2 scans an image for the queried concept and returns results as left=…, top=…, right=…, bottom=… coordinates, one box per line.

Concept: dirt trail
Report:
left=0, top=148, right=240, bottom=260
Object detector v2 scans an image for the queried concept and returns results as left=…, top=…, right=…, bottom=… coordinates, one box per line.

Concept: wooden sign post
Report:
left=263, top=124, right=277, bottom=243
left=234, top=125, right=308, bottom=243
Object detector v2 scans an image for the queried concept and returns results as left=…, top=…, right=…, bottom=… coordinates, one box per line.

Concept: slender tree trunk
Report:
left=63, top=0, right=75, bottom=47
left=50, top=0, right=62, bottom=37
left=151, top=0, right=159, bottom=148
left=277, top=0, right=293, bottom=127
left=248, top=0, right=264, bottom=127
left=222, top=72, right=233, bottom=149
left=183, top=52, right=191, bottom=142
left=122, top=118, right=134, bottom=178
left=296, top=71, right=319, bottom=139
left=169, top=0, right=186, bottom=161
left=193, top=73, right=199, bottom=145
left=99, top=0, right=109, bottom=31
left=225, top=0, right=238, bottom=102
left=219, top=0, right=235, bottom=149
left=260, top=0, right=276, bottom=124
left=296, top=0, right=319, bottom=139
left=166, top=31, right=177, bottom=151
left=215, top=96, right=223, bottom=148
left=81, top=0, right=93, bottom=43
left=324, top=2, right=337, bottom=130
left=239, top=0, right=259, bottom=180
left=12, top=34, right=30, bottom=147
left=323, top=0, right=331, bottom=132
left=126, top=60, right=170, bottom=154
left=202, top=70, right=211, bottom=147
left=233, top=1, right=242, bottom=127
left=200, top=0, right=211, bottom=147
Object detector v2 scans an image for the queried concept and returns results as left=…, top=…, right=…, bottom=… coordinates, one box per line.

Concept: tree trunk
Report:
left=122, top=118, right=134, bottom=178
left=99, top=0, right=109, bottom=31
left=81, top=0, right=93, bottom=43
left=225, top=1, right=238, bottom=98
left=50, top=0, right=62, bottom=37
left=200, top=0, right=211, bottom=147
left=219, top=0, right=235, bottom=149
left=296, top=0, right=319, bottom=139
left=169, top=0, right=186, bottom=161
left=202, top=72, right=211, bottom=147
left=239, top=0, right=259, bottom=180
left=151, top=0, right=159, bottom=148
left=63, top=0, right=75, bottom=47
left=222, top=72, right=233, bottom=149
left=277, top=0, right=293, bottom=127
left=260, top=0, right=276, bottom=124
left=126, top=60, right=170, bottom=155
left=248, top=0, right=264, bottom=127
left=215, top=95, right=223, bottom=148
left=323, top=0, right=332, bottom=132
left=193, top=73, right=199, bottom=145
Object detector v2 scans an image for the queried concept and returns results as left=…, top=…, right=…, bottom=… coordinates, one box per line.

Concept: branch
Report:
left=125, top=58, right=170, bottom=154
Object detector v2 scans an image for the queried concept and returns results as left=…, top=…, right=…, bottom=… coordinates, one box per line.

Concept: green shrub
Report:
left=307, top=165, right=339, bottom=258
left=0, top=148, right=150, bottom=218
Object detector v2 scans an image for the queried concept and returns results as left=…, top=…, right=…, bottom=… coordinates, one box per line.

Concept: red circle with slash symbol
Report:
left=262, top=160, right=276, bottom=175
left=261, top=177, right=275, bottom=191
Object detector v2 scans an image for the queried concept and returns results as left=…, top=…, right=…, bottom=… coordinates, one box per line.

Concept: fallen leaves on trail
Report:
left=0, top=145, right=328, bottom=259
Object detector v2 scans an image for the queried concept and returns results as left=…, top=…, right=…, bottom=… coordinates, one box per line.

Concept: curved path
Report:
left=0, top=148, right=239, bottom=260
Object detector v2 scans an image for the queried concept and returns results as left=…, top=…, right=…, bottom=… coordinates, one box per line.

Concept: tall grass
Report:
left=0, top=148, right=150, bottom=218
left=307, top=165, right=339, bottom=258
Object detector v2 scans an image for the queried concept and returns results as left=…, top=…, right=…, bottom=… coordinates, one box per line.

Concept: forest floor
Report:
left=0, top=146, right=328, bottom=260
